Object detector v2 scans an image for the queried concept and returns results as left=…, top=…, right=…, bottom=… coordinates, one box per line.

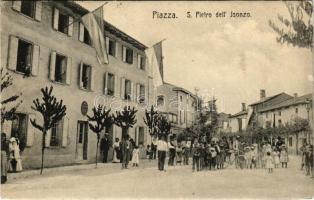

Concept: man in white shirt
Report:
left=152, top=135, right=168, bottom=171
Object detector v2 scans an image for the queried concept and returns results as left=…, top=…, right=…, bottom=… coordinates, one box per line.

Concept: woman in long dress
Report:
left=112, top=138, right=120, bottom=163
left=8, top=137, right=22, bottom=172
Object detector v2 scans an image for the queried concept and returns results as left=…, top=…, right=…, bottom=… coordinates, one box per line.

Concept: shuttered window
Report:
left=8, top=36, right=40, bottom=76
left=125, top=79, right=132, bottom=100
left=53, top=8, right=73, bottom=36
left=12, top=1, right=42, bottom=21
left=49, top=51, right=71, bottom=85
left=122, top=46, right=133, bottom=64
left=104, top=72, right=115, bottom=96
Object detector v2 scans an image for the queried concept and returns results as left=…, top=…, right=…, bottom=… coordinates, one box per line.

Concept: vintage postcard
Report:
left=1, top=0, right=313, bottom=199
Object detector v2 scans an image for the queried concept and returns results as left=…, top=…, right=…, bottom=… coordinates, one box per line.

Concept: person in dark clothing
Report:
left=121, top=135, right=131, bottom=169
left=1, top=133, right=9, bottom=184
left=192, top=141, right=201, bottom=172
left=151, top=143, right=157, bottom=159
left=100, top=134, right=110, bottom=163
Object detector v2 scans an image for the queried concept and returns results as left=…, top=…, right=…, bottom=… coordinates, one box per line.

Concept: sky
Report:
left=77, top=1, right=313, bottom=114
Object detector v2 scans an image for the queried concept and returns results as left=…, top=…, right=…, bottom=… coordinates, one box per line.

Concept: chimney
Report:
left=294, top=93, right=298, bottom=98
left=242, top=103, right=246, bottom=111
left=260, top=89, right=266, bottom=100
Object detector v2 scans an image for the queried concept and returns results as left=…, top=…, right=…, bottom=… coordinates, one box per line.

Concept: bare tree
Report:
left=30, top=86, right=66, bottom=174
left=87, top=105, right=114, bottom=168
left=0, top=68, right=22, bottom=125
left=114, top=106, right=137, bottom=139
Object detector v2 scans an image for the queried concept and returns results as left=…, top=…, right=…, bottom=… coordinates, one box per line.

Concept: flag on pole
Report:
left=145, top=42, right=164, bottom=88
left=81, top=5, right=108, bottom=64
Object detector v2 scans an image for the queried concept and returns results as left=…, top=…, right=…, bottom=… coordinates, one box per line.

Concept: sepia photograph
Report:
left=0, top=0, right=313, bottom=199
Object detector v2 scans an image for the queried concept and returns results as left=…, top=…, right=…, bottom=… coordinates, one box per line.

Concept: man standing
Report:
left=152, top=135, right=168, bottom=171
left=168, top=137, right=176, bottom=166
left=121, top=135, right=131, bottom=169
left=100, top=133, right=110, bottom=163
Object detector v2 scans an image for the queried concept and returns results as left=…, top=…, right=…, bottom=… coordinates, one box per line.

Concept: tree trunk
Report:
left=95, top=135, right=99, bottom=168
left=40, top=131, right=46, bottom=175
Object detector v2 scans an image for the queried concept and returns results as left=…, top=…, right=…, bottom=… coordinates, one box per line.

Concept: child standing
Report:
left=131, top=146, right=140, bottom=167
left=280, top=147, right=289, bottom=168
left=273, top=149, right=280, bottom=168
left=244, top=147, right=252, bottom=169
left=265, top=152, right=274, bottom=173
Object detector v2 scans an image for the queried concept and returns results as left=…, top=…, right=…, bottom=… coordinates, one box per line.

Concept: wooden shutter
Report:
left=114, top=75, right=119, bottom=97
left=135, top=127, right=138, bottom=146
left=68, top=16, right=73, bottom=36
left=90, top=67, right=94, bottom=91
left=136, top=83, right=140, bottom=103
left=120, top=77, right=125, bottom=99
left=79, top=62, right=83, bottom=88
left=45, top=129, right=51, bottom=147
left=106, top=37, right=110, bottom=54
left=2, top=120, right=12, bottom=137
left=53, top=8, right=59, bottom=30
left=137, top=54, right=141, bottom=69
left=130, top=81, right=134, bottom=101
left=104, top=72, right=109, bottom=94
left=143, top=127, right=147, bottom=145
left=35, top=1, right=42, bottom=21
left=49, top=51, right=56, bottom=81
left=62, top=117, right=69, bottom=147
left=12, top=1, right=21, bottom=12
left=122, top=46, right=126, bottom=62
left=66, top=57, right=71, bottom=84
left=79, top=23, right=84, bottom=42
left=26, top=113, right=35, bottom=147
left=115, top=42, right=119, bottom=58
left=8, top=35, right=19, bottom=71
left=31, top=44, right=40, bottom=76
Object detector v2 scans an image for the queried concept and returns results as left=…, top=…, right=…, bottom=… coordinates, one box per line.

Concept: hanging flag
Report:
left=81, top=5, right=108, bottom=64
left=145, top=42, right=164, bottom=88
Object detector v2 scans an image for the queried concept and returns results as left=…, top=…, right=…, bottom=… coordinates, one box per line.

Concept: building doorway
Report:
left=76, top=121, right=88, bottom=160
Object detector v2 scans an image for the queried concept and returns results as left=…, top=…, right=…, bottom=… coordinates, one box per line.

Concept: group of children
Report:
left=191, top=140, right=227, bottom=172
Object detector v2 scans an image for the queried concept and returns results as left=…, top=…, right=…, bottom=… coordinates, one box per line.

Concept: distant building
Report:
left=229, top=103, right=248, bottom=133
left=157, top=83, right=199, bottom=135
left=217, top=112, right=231, bottom=134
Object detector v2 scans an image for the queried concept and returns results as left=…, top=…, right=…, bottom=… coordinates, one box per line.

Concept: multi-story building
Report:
left=258, top=93, right=313, bottom=154
left=1, top=1, right=154, bottom=168
left=217, top=112, right=231, bottom=134
left=156, top=83, right=199, bottom=135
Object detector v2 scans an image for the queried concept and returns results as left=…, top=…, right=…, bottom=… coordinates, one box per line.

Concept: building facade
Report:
left=1, top=1, right=154, bottom=168
left=156, top=83, right=199, bottom=135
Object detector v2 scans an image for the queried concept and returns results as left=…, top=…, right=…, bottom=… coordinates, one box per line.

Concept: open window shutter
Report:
left=62, top=117, right=69, bottom=147
left=1, top=120, right=12, bottom=137
left=115, top=42, right=119, bottom=58
left=66, top=57, right=71, bottom=84
left=114, top=75, right=119, bottom=97
left=68, top=16, right=73, bottom=36
left=49, top=51, right=56, bottom=81
left=122, top=46, right=126, bottom=62
left=104, top=72, right=109, bottom=94
left=35, top=1, right=42, bottom=21
left=79, top=62, right=83, bottom=88
left=45, top=129, right=51, bottom=147
left=31, top=44, right=40, bottom=76
left=79, top=23, right=84, bottom=42
left=12, top=1, right=21, bottom=12
left=130, top=81, right=134, bottom=101
left=53, top=8, right=59, bottom=30
left=90, top=67, right=94, bottom=91
left=136, top=83, right=140, bottom=103
left=120, top=77, right=125, bottom=99
left=8, top=35, right=18, bottom=71
left=26, top=113, right=35, bottom=147
left=137, top=55, right=141, bottom=69
left=106, top=37, right=110, bottom=53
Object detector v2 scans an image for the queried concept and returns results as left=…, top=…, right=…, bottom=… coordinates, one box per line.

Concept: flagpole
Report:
left=64, top=2, right=109, bottom=29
